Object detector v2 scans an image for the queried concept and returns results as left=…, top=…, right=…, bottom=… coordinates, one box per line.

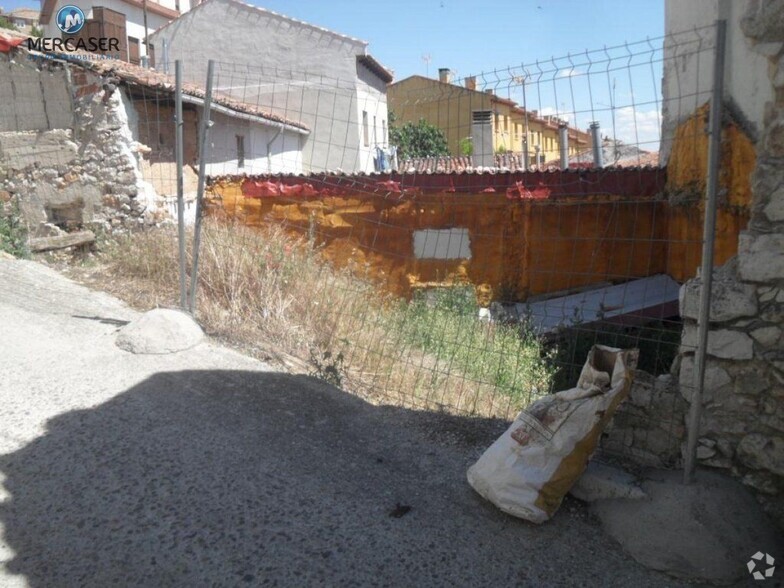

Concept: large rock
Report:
left=678, top=355, right=732, bottom=402
left=738, top=232, right=784, bottom=283
left=116, top=308, right=204, bottom=354
left=737, top=433, right=784, bottom=477
left=681, top=327, right=754, bottom=360
left=679, top=260, right=757, bottom=322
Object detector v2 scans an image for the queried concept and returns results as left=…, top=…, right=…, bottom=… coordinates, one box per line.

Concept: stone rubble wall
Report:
left=0, top=54, right=164, bottom=237
left=675, top=0, right=784, bottom=527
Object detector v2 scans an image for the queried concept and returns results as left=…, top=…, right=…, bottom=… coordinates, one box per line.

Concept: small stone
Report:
left=754, top=41, right=784, bottom=58
left=762, top=187, right=784, bottom=221
left=569, top=461, right=647, bottom=502
left=742, top=472, right=780, bottom=495
left=751, top=326, right=782, bottom=347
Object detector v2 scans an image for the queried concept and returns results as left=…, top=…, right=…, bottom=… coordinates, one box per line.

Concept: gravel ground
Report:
left=0, top=259, right=690, bottom=587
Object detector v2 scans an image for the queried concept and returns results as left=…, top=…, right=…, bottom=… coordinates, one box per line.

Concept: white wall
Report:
left=356, top=61, right=389, bottom=173
left=150, top=0, right=387, bottom=173
left=42, top=0, right=190, bottom=59
left=662, top=0, right=775, bottom=158
left=203, top=111, right=303, bottom=176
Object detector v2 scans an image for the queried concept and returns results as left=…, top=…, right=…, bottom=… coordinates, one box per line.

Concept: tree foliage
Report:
left=0, top=16, right=18, bottom=31
left=389, top=112, right=449, bottom=160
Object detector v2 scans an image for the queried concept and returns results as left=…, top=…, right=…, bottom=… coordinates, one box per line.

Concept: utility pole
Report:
left=143, top=0, right=150, bottom=67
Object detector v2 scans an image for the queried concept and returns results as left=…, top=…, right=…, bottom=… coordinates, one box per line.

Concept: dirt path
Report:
left=0, top=259, right=684, bottom=587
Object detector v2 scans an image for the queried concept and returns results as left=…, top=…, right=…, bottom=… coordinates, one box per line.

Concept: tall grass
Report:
left=99, top=220, right=554, bottom=418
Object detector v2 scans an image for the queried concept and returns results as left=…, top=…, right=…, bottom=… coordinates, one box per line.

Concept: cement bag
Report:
left=467, top=345, right=638, bottom=523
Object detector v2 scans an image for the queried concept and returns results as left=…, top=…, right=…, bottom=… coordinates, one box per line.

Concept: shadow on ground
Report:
left=0, top=370, right=677, bottom=587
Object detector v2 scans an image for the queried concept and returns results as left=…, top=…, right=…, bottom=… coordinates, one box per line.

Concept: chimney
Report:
left=484, top=89, right=494, bottom=95
left=465, top=76, right=476, bottom=91
left=438, top=68, right=452, bottom=83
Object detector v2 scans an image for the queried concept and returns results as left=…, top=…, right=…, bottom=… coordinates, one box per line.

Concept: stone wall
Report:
left=0, top=54, right=163, bottom=236
left=676, top=0, right=784, bottom=527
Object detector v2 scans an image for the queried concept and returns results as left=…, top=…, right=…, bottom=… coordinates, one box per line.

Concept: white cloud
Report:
left=612, top=107, right=661, bottom=149
left=539, top=106, right=569, bottom=123
left=557, top=68, right=579, bottom=78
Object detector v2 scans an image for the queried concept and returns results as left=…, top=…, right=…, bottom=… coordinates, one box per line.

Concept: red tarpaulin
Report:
left=0, top=34, right=25, bottom=53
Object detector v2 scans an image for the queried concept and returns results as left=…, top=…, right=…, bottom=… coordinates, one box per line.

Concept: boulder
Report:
left=116, top=308, right=204, bottom=355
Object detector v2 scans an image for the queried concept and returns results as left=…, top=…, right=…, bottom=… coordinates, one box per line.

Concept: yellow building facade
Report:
left=387, top=74, right=589, bottom=164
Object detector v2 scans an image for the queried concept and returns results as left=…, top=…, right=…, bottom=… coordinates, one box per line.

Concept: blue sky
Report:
left=253, top=0, right=665, bottom=82
left=1, top=0, right=664, bottom=79
left=1, top=0, right=666, bottom=147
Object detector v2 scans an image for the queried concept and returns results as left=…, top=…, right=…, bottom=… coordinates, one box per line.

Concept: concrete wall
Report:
left=150, top=0, right=386, bottom=173
left=0, top=55, right=72, bottom=132
left=205, top=170, right=675, bottom=304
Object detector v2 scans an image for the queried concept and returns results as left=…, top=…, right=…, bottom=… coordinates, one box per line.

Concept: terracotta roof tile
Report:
left=21, top=44, right=309, bottom=131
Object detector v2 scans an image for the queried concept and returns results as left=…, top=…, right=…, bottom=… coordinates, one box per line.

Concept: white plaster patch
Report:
left=413, top=228, right=471, bottom=260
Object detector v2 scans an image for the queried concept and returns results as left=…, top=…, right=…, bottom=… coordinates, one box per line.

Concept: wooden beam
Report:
left=29, top=230, right=96, bottom=252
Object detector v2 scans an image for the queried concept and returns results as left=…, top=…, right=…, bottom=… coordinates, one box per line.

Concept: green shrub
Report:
left=0, top=198, right=29, bottom=258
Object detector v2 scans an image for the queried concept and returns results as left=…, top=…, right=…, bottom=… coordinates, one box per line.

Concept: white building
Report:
left=39, top=0, right=196, bottom=63
left=149, top=0, right=392, bottom=173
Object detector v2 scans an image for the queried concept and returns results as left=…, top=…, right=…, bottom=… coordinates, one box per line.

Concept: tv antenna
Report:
left=422, top=54, right=432, bottom=77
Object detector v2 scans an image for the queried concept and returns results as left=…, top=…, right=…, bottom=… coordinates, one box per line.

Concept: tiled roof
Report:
left=545, top=139, right=660, bottom=169
left=357, top=54, right=393, bottom=83
left=9, top=8, right=40, bottom=20
left=20, top=43, right=309, bottom=132
left=398, top=150, right=658, bottom=173
left=207, top=168, right=667, bottom=200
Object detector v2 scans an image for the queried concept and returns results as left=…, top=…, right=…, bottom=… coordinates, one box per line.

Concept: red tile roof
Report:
left=20, top=42, right=309, bottom=132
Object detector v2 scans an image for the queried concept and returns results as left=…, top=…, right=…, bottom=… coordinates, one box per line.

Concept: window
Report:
left=373, top=115, right=377, bottom=145
left=382, top=119, right=387, bottom=144
left=236, top=135, right=245, bottom=168
left=362, top=111, right=369, bottom=147
left=128, top=36, right=140, bottom=65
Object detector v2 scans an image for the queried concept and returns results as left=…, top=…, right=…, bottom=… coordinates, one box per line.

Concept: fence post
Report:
left=683, top=19, right=727, bottom=484
left=174, top=60, right=187, bottom=311
left=590, top=121, right=603, bottom=168
left=558, top=123, right=568, bottom=169
left=189, top=60, right=215, bottom=315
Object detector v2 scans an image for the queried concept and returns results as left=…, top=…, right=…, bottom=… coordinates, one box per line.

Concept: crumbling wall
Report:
left=0, top=55, right=162, bottom=236
left=207, top=174, right=670, bottom=304
left=675, top=0, right=784, bottom=527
